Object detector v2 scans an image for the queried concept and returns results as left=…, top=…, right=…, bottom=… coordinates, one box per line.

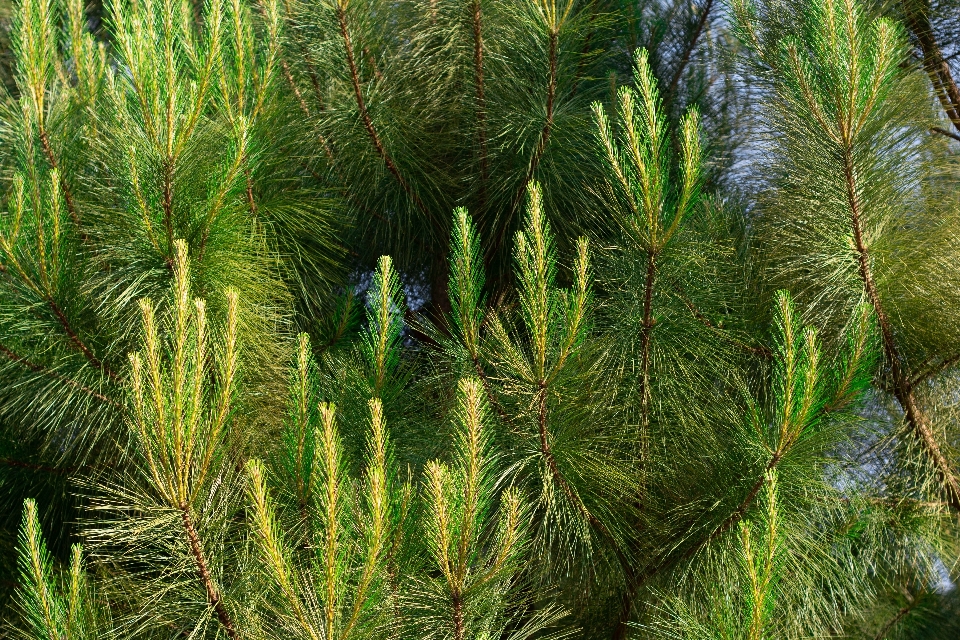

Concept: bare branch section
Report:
left=181, top=504, right=238, bottom=639
left=0, top=342, right=119, bottom=407
left=47, top=298, right=118, bottom=381
left=931, top=125, right=960, bottom=142
left=638, top=251, right=657, bottom=429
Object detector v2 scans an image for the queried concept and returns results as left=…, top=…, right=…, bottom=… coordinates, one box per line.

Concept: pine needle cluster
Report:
left=1, top=0, right=959, bottom=638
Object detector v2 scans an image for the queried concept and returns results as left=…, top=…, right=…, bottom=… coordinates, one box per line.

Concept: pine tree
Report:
left=1, top=0, right=959, bottom=637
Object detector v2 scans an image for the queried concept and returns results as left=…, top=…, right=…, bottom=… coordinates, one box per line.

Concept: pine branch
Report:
left=0, top=342, right=120, bottom=407
left=335, top=1, right=429, bottom=219
left=281, top=0, right=325, bottom=112
left=664, top=0, right=715, bottom=104
left=471, top=0, right=488, bottom=214
left=638, top=250, right=656, bottom=429
left=162, top=160, right=175, bottom=261
left=281, top=58, right=312, bottom=116
left=270, top=0, right=337, bottom=161
left=931, top=125, right=960, bottom=141
left=180, top=504, right=238, bottom=639
left=38, top=131, right=81, bottom=231
left=569, top=0, right=599, bottom=97
left=873, top=589, right=921, bottom=640
left=472, top=355, right=511, bottom=426
left=536, top=381, right=583, bottom=516
left=910, top=350, right=960, bottom=385
left=903, top=0, right=960, bottom=133
left=616, top=292, right=841, bottom=638
left=670, top=280, right=772, bottom=357
left=47, top=298, right=118, bottom=381
left=842, top=145, right=960, bottom=511
left=0, top=457, right=74, bottom=475
left=612, top=450, right=783, bottom=640
left=495, top=28, right=559, bottom=263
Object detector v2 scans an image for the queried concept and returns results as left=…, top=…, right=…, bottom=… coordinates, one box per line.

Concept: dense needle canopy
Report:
left=0, top=0, right=959, bottom=638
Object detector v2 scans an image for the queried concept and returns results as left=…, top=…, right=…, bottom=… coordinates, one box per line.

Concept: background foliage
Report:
left=0, top=0, right=959, bottom=637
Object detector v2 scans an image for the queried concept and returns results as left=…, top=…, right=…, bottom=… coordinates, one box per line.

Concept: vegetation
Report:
left=0, top=0, right=959, bottom=637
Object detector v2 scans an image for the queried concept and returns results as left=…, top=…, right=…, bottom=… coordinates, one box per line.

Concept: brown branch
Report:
left=699, top=453, right=782, bottom=549
left=490, top=28, right=559, bottom=264
left=452, top=590, right=465, bottom=640
left=535, top=380, right=623, bottom=553
left=473, top=355, right=511, bottom=426
left=1, top=251, right=117, bottom=381
left=613, top=450, right=782, bottom=640
left=264, top=0, right=337, bottom=164
left=613, top=252, right=659, bottom=640
left=472, top=0, right=488, bottom=214
left=46, top=299, right=119, bottom=381
left=638, top=251, right=657, bottom=428
left=537, top=382, right=578, bottom=507
left=911, top=350, right=960, bottom=386
left=39, top=130, right=82, bottom=231
left=0, top=343, right=120, bottom=407
left=363, top=47, right=383, bottom=83
left=873, top=591, right=921, bottom=640
left=336, top=3, right=429, bottom=219
left=904, top=0, right=960, bottom=134
left=281, top=58, right=312, bottom=118
left=279, top=59, right=337, bottom=162
left=842, top=147, right=960, bottom=511
left=931, top=125, right=960, bottom=142
left=280, top=0, right=326, bottom=114
left=180, top=504, right=238, bottom=639
left=664, top=0, right=715, bottom=104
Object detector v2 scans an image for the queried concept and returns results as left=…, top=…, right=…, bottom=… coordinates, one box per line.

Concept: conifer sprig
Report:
left=247, top=397, right=395, bottom=640
left=738, top=0, right=960, bottom=511
left=14, top=499, right=104, bottom=640
left=86, top=240, right=244, bottom=639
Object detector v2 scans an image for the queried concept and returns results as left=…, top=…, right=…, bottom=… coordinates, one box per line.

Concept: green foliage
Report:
left=14, top=499, right=106, bottom=640
left=1, top=0, right=959, bottom=638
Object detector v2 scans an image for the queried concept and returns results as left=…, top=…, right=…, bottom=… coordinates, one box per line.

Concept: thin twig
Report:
left=931, top=125, right=960, bottom=142
left=180, top=504, right=238, bottom=639
left=336, top=3, right=430, bottom=220
left=664, top=0, right=715, bottom=104
left=0, top=343, right=120, bottom=407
